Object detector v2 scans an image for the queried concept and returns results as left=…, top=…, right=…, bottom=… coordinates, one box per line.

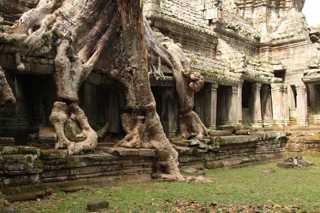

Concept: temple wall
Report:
left=144, top=0, right=207, bottom=28
left=80, top=82, right=122, bottom=134
left=217, top=34, right=258, bottom=68
left=0, top=74, right=55, bottom=142
left=0, top=133, right=286, bottom=201
left=0, top=0, right=38, bottom=23
left=0, top=0, right=318, bottom=200
left=260, top=41, right=312, bottom=84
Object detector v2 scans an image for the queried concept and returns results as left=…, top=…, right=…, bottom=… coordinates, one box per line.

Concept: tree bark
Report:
left=0, top=0, right=183, bottom=179
left=0, top=66, right=15, bottom=106
left=145, top=22, right=208, bottom=140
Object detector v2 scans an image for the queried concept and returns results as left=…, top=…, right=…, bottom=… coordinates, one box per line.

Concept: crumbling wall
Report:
left=145, top=0, right=208, bottom=29
left=0, top=133, right=286, bottom=200
left=0, top=0, right=39, bottom=23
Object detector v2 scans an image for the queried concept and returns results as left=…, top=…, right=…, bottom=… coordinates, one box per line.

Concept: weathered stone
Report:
left=0, top=191, right=9, bottom=209
left=0, top=146, right=40, bottom=156
left=277, top=156, right=314, bottom=169
left=61, top=186, right=85, bottom=193
left=5, top=189, right=52, bottom=202
left=0, top=0, right=316, bottom=192
left=205, top=161, right=224, bottom=169
left=0, top=207, right=17, bottom=213
left=86, top=201, right=109, bottom=212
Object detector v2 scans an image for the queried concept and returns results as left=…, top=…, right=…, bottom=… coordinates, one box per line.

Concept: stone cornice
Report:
left=149, top=14, right=217, bottom=42
left=212, top=22, right=260, bottom=45
left=303, top=69, right=320, bottom=83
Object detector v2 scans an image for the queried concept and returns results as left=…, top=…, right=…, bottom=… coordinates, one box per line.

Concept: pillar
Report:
left=296, top=83, right=308, bottom=127
left=271, top=83, right=286, bottom=127
left=205, top=83, right=218, bottom=129
left=252, top=83, right=262, bottom=128
left=261, top=85, right=273, bottom=127
left=237, top=81, right=244, bottom=126
left=161, top=88, right=178, bottom=138
left=227, top=85, right=239, bottom=126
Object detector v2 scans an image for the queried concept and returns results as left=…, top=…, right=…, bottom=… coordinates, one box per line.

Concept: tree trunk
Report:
left=0, top=0, right=183, bottom=180
left=0, top=66, right=15, bottom=106
left=145, top=22, right=208, bottom=140
left=113, top=0, right=183, bottom=180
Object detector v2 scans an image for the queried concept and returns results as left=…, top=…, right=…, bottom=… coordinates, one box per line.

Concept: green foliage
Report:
left=15, top=155, right=320, bottom=212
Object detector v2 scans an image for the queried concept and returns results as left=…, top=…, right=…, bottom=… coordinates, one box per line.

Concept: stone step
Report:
left=0, top=137, right=15, bottom=146
left=38, top=127, right=57, bottom=148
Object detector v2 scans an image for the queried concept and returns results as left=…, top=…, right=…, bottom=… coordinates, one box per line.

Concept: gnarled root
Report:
left=49, top=101, right=69, bottom=149
left=180, top=111, right=208, bottom=139
left=114, top=113, right=148, bottom=148
left=187, top=72, right=205, bottom=93
left=115, top=108, right=184, bottom=180
left=177, top=72, right=208, bottom=139
left=97, top=122, right=109, bottom=139
left=8, top=0, right=59, bottom=35
left=145, top=25, right=208, bottom=140
left=0, top=66, right=16, bottom=106
left=145, top=110, right=184, bottom=181
left=49, top=101, right=98, bottom=155
left=163, top=42, right=207, bottom=140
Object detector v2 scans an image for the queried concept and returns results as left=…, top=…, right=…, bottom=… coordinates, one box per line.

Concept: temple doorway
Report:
left=261, top=84, right=273, bottom=126
left=242, top=81, right=254, bottom=125
left=217, top=85, right=232, bottom=127
left=307, top=84, right=320, bottom=125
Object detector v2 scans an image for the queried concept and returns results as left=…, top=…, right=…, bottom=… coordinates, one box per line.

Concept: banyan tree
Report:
left=0, top=0, right=208, bottom=180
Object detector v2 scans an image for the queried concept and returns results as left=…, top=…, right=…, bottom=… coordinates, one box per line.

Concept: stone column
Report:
left=296, top=83, right=308, bottom=127
left=283, top=85, right=290, bottom=126
left=228, top=85, right=239, bottom=126
left=161, top=89, right=178, bottom=138
left=204, top=83, right=218, bottom=129
left=252, top=83, right=262, bottom=128
left=167, top=92, right=178, bottom=138
left=262, top=85, right=273, bottom=127
left=271, top=83, right=285, bottom=127
left=237, top=81, right=244, bottom=126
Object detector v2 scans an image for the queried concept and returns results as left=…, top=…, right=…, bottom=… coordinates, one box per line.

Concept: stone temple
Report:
left=0, top=0, right=318, bottom=200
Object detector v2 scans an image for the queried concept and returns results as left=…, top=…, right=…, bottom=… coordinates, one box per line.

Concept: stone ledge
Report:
left=0, top=134, right=285, bottom=200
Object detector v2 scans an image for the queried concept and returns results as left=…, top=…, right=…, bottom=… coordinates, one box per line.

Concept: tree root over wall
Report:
left=145, top=21, right=208, bottom=140
left=0, top=66, right=15, bottom=106
left=0, top=0, right=185, bottom=180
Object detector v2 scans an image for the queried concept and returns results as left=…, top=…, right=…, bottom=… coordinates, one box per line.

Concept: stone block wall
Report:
left=180, top=134, right=286, bottom=168
left=260, top=41, right=313, bottom=81
left=216, top=33, right=258, bottom=67
left=0, top=147, right=155, bottom=188
left=0, top=0, right=38, bottom=23
left=0, top=133, right=286, bottom=200
left=145, top=0, right=208, bottom=29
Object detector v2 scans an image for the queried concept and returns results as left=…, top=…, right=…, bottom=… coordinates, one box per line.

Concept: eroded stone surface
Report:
left=0, top=0, right=318, bottom=191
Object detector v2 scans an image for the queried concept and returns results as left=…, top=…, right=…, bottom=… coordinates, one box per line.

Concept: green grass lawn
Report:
left=14, top=155, right=320, bottom=212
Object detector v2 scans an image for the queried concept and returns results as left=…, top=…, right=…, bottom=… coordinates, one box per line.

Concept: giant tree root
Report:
left=114, top=113, right=147, bottom=148
left=145, top=23, right=208, bottom=140
left=49, top=101, right=98, bottom=155
left=1, top=0, right=183, bottom=179
left=145, top=110, right=185, bottom=181
left=180, top=111, right=208, bottom=139
left=115, top=109, right=184, bottom=181
left=0, top=66, right=16, bottom=106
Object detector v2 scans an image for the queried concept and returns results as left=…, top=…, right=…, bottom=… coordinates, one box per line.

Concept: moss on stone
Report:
left=0, top=146, right=40, bottom=156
